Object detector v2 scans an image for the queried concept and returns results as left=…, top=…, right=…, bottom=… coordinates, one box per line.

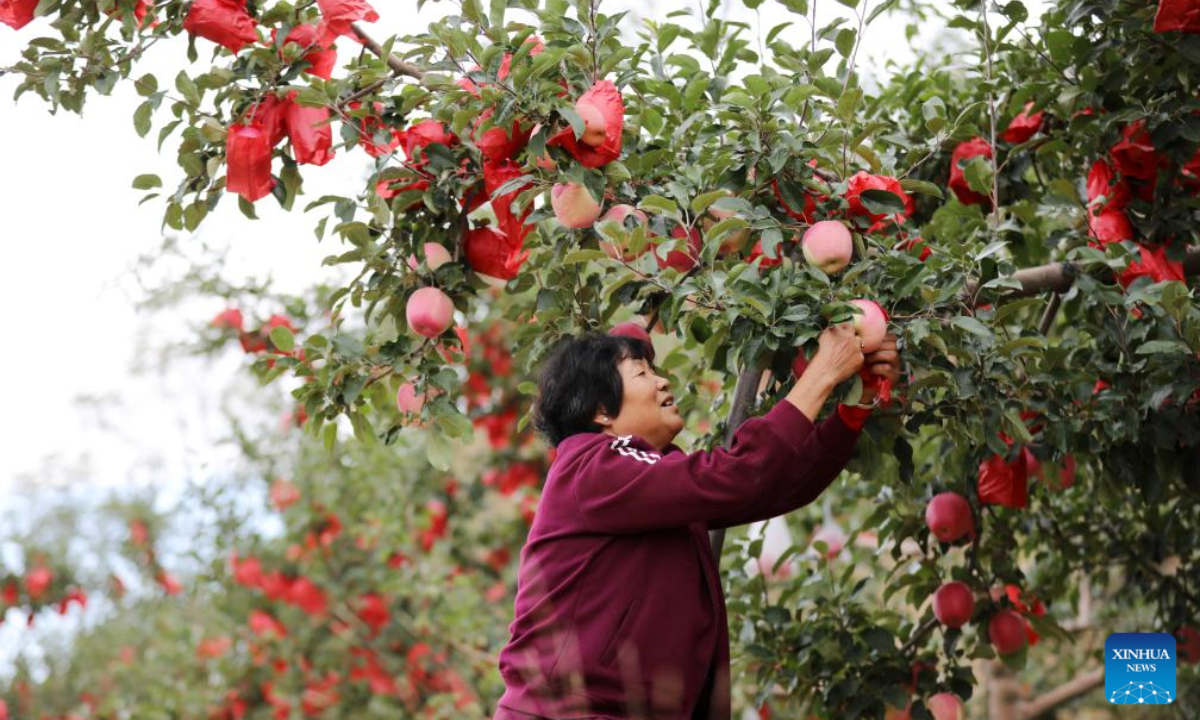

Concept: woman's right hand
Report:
left=810, top=322, right=865, bottom=386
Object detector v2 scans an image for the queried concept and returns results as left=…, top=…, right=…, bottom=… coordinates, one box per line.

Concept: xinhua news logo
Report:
left=1105, top=633, right=1177, bottom=706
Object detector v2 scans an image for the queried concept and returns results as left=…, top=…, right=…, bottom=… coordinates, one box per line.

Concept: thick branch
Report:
left=1018, top=667, right=1104, bottom=720
left=964, top=246, right=1200, bottom=306
left=708, top=369, right=765, bottom=561
left=351, top=23, right=426, bottom=80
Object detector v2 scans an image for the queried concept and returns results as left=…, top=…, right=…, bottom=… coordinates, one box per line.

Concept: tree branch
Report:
left=351, top=23, right=427, bottom=81
left=1018, top=667, right=1104, bottom=720
left=708, top=369, right=765, bottom=561
left=963, top=246, right=1200, bottom=306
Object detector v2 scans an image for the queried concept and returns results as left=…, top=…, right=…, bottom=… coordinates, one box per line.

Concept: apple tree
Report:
left=1, top=0, right=1198, bottom=718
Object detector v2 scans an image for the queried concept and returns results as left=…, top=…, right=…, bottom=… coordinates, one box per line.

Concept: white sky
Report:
left=0, top=0, right=1044, bottom=679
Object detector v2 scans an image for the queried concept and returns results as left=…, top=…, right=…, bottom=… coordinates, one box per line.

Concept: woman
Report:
left=493, top=323, right=902, bottom=720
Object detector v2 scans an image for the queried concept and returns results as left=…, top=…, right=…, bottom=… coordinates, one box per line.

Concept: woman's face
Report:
left=594, top=356, right=684, bottom=451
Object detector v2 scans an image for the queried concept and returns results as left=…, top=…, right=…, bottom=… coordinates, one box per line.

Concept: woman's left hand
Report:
left=860, top=333, right=901, bottom=404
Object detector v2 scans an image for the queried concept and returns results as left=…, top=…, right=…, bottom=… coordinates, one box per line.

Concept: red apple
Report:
left=609, top=321, right=652, bottom=345
left=925, top=492, right=974, bottom=543
left=926, top=693, right=965, bottom=720
left=658, top=225, right=702, bottom=272
left=932, top=581, right=975, bottom=629
left=25, top=567, right=53, bottom=600
left=802, top=220, right=853, bottom=274
left=405, top=287, right=455, bottom=338
left=551, top=182, right=602, bottom=228
left=792, top=349, right=810, bottom=378
left=988, top=609, right=1028, bottom=655
left=849, top=299, right=888, bottom=353
left=211, top=308, right=244, bottom=331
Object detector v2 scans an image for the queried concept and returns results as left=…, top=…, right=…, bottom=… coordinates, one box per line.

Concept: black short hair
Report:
left=532, top=333, right=655, bottom=447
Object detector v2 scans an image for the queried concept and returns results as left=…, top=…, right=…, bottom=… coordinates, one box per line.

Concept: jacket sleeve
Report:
left=705, top=408, right=863, bottom=530
left=572, top=401, right=819, bottom=534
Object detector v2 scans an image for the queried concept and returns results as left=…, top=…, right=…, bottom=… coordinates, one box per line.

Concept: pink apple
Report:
left=926, top=693, right=964, bottom=720
left=396, top=382, right=427, bottom=415
left=802, top=221, right=853, bottom=274
left=702, top=191, right=750, bottom=253
left=551, top=182, right=603, bottom=229
left=405, top=287, right=455, bottom=338
left=406, top=242, right=453, bottom=271
left=988, top=609, right=1028, bottom=655
left=609, top=321, right=653, bottom=347
left=810, top=525, right=846, bottom=558
left=577, top=100, right=607, bottom=147
left=933, top=581, right=975, bottom=628
left=598, top=204, right=649, bottom=260
left=849, top=299, right=888, bottom=353
left=925, top=492, right=974, bottom=543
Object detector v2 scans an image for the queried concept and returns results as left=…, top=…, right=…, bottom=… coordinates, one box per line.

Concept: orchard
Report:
left=1, top=0, right=1199, bottom=719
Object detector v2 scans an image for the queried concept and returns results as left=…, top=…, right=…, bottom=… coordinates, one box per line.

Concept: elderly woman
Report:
left=492, top=323, right=902, bottom=720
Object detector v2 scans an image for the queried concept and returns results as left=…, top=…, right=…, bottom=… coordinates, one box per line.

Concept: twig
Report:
left=1037, top=293, right=1061, bottom=336
left=708, top=369, right=766, bottom=560
left=351, top=23, right=426, bottom=81
left=1017, top=667, right=1104, bottom=720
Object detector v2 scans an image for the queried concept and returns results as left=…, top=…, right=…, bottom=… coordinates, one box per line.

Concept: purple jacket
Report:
left=493, top=400, right=862, bottom=720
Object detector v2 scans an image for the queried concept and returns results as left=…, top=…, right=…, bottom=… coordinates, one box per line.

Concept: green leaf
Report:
left=563, top=249, right=608, bottom=264
left=952, top=315, right=991, bottom=337
left=131, top=174, right=161, bottom=190
left=1136, top=340, right=1191, bottom=356
left=133, top=101, right=153, bottom=138
left=426, top=433, right=453, bottom=471
left=270, top=326, right=296, bottom=353
left=835, top=28, right=856, bottom=58
left=900, top=178, right=944, bottom=199
left=1003, top=410, right=1034, bottom=444
left=858, top=189, right=905, bottom=216
left=639, top=195, right=680, bottom=216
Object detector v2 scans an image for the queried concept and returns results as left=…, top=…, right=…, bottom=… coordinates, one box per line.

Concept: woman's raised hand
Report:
left=810, top=322, right=865, bottom=386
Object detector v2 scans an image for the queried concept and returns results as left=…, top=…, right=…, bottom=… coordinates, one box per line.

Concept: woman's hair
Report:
left=532, top=332, right=654, bottom=447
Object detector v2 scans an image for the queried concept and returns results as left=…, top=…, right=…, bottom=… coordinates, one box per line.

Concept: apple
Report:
left=577, top=100, right=608, bottom=147
left=884, top=704, right=912, bottom=720
left=926, top=693, right=965, bottom=720
left=609, top=321, right=653, bottom=347
left=551, top=182, right=603, bottom=228
left=849, top=299, right=888, bottom=353
left=658, top=225, right=702, bottom=272
left=810, top=524, right=846, bottom=558
left=802, top=221, right=853, bottom=274
left=702, top=190, right=750, bottom=254
left=211, top=308, right=244, bottom=331
left=792, top=349, right=809, bottom=378
left=925, top=492, right=974, bottom=543
left=988, top=609, right=1028, bottom=655
left=598, top=204, right=649, bottom=260
left=932, top=581, right=975, bottom=628
left=405, top=287, right=455, bottom=338
left=406, top=242, right=452, bottom=271
left=396, top=382, right=428, bottom=416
